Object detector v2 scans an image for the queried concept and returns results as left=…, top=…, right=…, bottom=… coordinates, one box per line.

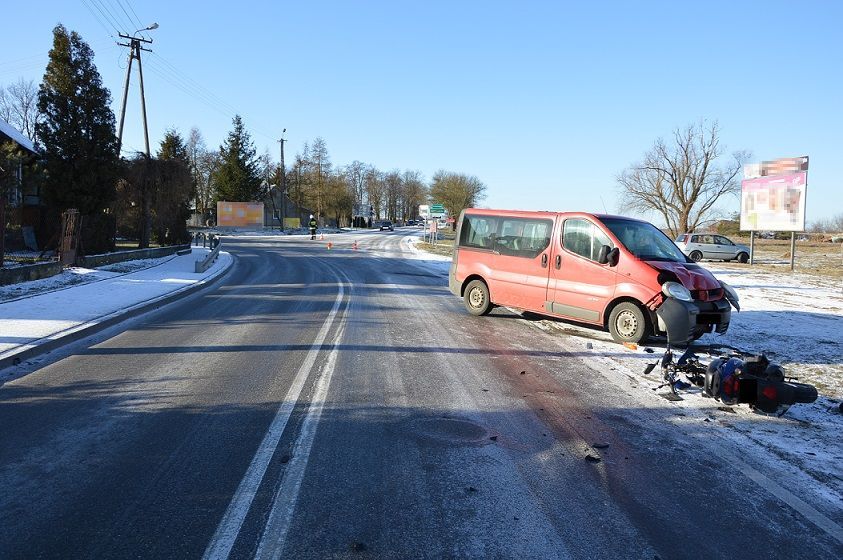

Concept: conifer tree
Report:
left=213, top=115, right=262, bottom=202
left=154, top=130, right=193, bottom=243
left=36, top=25, right=119, bottom=252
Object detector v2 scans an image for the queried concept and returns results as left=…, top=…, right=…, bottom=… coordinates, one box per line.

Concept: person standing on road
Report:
left=309, top=215, right=318, bottom=240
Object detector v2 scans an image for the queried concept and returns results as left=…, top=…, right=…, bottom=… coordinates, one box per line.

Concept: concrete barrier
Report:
left=0, top=261, right=63, bottom=287
left=79, top=244, right=191, bottom=268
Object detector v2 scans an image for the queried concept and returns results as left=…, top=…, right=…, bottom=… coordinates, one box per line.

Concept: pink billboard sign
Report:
left=740, top=171, right=807, bottom=232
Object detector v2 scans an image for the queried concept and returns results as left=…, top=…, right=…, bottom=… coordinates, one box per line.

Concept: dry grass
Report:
left=721, top=236, right=843, bottom=281
left=421, top=233, right=842, bottom=280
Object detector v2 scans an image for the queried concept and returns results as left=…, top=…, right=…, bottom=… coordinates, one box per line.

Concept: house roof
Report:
left=0, top=116, right=37, bottom=154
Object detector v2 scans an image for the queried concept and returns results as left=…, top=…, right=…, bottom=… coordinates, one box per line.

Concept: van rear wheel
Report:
left=464, top=280, right=492, bottom=316
left=608, top=302, right=651, bottom=343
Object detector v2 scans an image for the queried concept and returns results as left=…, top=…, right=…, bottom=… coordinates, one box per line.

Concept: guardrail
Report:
left=194, top=235, right=221, bottom=273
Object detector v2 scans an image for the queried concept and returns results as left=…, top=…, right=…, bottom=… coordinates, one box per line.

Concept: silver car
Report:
left=675, top=233, right=750, bottom=263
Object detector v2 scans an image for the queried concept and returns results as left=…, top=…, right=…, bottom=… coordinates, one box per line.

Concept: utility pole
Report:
left=278, top=129, right=286, bottom=231
left=116, top=23, right=158, bottom=156
left=117, top=23, right=158, bottom=248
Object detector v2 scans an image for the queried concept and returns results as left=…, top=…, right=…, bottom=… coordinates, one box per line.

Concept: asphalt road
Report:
left=0, top=231, right=838, bottom=559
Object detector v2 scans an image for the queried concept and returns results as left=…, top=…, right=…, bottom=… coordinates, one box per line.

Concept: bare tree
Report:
left=616, top=121, right=749, bottom=237
left=0, top=78, right=40, bottom=142
left=401, top=170, right=427, bottom=221
left=430, top=170, right=487, bottom=225
left=384, top=169, right=402, bottom=221
left=364, top=167, right=385, bottom=220
left=344, top=160, right=369, bottom=208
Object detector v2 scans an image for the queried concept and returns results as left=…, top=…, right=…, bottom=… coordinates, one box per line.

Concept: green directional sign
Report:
left=430, top=204, right=445, bottom=214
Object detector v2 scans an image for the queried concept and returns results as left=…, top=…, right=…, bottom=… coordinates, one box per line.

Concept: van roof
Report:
left=462, top=208, right=649, bottom=223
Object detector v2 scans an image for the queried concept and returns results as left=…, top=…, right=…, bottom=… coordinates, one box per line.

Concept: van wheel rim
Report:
left=468, top=287, right=485, bottom=308
left=616, top=310, right=638, bottom=338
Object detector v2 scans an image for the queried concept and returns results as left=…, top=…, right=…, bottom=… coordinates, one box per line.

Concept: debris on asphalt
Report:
left=349, top=541, right=368, bottom=552
left=586, top=342, right=593, bottom=350
left=466, top=486, right=478, bottom=493
left=717, top=406, right=737, bottom=414
left=489, top=435, right=498, bottom=441
left=592, top=443, right=610, bottom=449
left=623, top=342, right=638, bottom=350
left=644, top=347, right=654, bottom=353
left=585, top=454, right=602, bottom=463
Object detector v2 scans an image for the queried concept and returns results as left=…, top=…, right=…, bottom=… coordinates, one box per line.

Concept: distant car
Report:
left=378, top=221, right=394, bottom=231
left=406, top=220, right=416, bottom=226
left=675, top=233, right=750, bottom=263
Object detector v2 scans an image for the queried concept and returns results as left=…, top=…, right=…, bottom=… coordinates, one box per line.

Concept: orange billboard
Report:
left=217, top=201, right=264, bottom=227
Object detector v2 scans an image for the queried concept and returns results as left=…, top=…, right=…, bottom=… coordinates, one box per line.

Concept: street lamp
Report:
left=135, top=23, right=159, bottom=35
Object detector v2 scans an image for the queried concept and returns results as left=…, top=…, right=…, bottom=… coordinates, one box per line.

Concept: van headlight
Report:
left=662, top=281, right=692, bottom=302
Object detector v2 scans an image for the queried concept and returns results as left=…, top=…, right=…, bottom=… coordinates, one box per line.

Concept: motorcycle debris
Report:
left=585, top=454, right=602, bottom=463
left=659, top=392, right=683, bottom=402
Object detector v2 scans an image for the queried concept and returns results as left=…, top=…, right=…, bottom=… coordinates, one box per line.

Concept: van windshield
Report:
left=601, top=218, right=688, bottom=262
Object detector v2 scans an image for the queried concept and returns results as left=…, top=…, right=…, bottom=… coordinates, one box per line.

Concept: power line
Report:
left=115, top=0, right=143, bottom=33
left=80, top=0, right=119, bottom=38
left=92, top=0, right=131, bottom=34
left=143, top=53, right=279, bottom=144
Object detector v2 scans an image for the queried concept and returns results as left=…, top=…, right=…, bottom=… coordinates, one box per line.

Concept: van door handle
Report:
left=541, top=254, right=548, bottom=268
left=555, top=255, right=562, bottom=269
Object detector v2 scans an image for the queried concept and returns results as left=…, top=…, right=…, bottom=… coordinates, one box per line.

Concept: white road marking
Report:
left=254, top=298, right=350, bottom=559
left=202, top=280, right=345, bottom=560
left=717, top=447, right=843, bottom=546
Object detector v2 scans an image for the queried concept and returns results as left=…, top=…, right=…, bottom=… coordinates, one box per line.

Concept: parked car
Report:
left=449, top=209, right=738, bottom=344
left=674, top=233, right=750, bottom=263
left=378, top=220, right=394, bottom=231
left=407, top=220, right=416, bottom=226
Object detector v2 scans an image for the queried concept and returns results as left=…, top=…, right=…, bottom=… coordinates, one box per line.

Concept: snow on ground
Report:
left=0, top=248, right=230, bottom=359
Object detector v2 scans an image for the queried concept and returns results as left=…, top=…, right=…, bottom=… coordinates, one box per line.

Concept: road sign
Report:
left=430, top=204, right=445, bottom=213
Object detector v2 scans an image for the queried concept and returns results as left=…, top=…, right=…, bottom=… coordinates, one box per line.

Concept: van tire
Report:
left=464, top=280, right=492, bottom=316
left=736, top=252, right=749, bottom=263
left=689, top=250, right=703, bottom=262
left=608, top=302, right=651, bottom=343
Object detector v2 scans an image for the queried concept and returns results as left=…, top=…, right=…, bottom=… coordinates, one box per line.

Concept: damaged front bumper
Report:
left=655, top=297, right=731, bottom=345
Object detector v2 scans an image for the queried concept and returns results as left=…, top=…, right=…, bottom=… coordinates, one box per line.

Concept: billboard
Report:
left=217, top=201, right=264, bottom=227
left=740, top=156, right=808, bottom=232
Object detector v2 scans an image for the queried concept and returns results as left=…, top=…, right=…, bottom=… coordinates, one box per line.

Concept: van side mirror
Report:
left=598, top=245, right=619, bottom=266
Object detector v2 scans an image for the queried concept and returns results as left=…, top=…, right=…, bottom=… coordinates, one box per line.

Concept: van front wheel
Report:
left=608, top=302, right=651, bottom=343
left=464, top=280, right=492, bottom=316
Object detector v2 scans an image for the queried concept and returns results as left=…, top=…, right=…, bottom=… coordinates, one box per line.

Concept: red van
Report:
left=448, top=209, right=739, bottom=344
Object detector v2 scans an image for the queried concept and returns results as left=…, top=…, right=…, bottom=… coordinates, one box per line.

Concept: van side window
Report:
left=562, top=219, right=612, bottom=262
left=496, top=218, right=552, bottom=257
left=459, top=215, right=499, bottom=249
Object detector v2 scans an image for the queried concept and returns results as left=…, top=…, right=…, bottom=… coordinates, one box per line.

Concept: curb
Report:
left=0, top=254, right=235, bottom=372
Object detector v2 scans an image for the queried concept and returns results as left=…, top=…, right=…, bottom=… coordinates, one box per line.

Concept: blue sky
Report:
left=3, top=1, right=841, bottom=224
